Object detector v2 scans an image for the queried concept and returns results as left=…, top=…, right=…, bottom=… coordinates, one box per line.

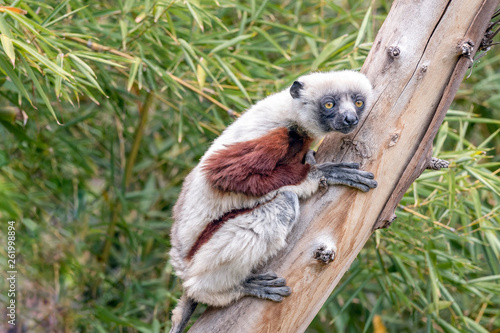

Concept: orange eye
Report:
left=355, top=100, right=364, bottom=107
left=325, top=102, right=334, bottom=109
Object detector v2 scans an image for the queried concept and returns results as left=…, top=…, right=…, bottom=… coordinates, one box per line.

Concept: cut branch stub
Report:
left=387, top=45, right=401, bottom=58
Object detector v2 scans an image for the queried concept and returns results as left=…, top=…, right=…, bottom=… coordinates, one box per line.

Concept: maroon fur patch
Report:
left=202, top=127, right=313, bottom=197
left=187, top=205, right=259, bottom=260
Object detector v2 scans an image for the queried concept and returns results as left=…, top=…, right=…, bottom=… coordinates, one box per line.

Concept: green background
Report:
left=0, top=1, right=499, bottom=332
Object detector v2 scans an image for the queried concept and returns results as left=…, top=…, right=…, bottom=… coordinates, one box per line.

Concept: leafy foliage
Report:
left=0, top=1, right=498, bottom=332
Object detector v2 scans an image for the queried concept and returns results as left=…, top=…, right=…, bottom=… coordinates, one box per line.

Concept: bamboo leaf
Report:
left=185, top=1, right=204, bottom=32
left=196, top=57, right=207, bottom=90
left=44, top=6, right=88, bottom=28
left=425, top=252, right=441, bottom=316
left=252, top=26, right=291, bottom=60
left=68, top=53, right=107, bottom=96
left=41, top=0, right=70, bottom=26
left=12, top=39, right=72, bottom=79
left=20, top=56, right=61, bottom=124
left=463, top=317, right=489, bottom=333
left=311, top=34, right=349, bottom=70
left=0, top=14, right=13, bottom=39
left=55, top=53, right=63, bottom=99
left=465, top=166, right=500, bottom=196
left=127, top=58, right=141, bottom=92
left=214, top=55, right=251, bottom=103
left=251, top=0, right=269, bottom=22
left=210, top=34, right=255, bottom=54
left=1, top=35, right=15, bottom=66
left=257, top=21, right=323, bottom=40
left=0, top=55, right=32, bottom=104
left=354, top=5, right=372, bottom=48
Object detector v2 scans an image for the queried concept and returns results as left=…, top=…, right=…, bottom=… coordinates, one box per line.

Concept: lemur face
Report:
left=316, top=92, right=366, bottom=134
left=289, top=71, right=372, bottom=136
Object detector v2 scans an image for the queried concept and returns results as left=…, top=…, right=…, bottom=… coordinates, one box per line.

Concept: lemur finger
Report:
left=331, top=162, right=360, bottom=169
left=263, top=286, right=292, bottom=297
left=337, top=174, right=377, bottom=188
left=327, top=176, right=377, bottom=191
left=316, top=164, right=374, bottom=179
left=243, top=285, right=292, bottom=302
left=316, top=162, right=359, bottom=170
left=331, top=179, right=371, bottom=192
left=339, top=168, right=375, bottom=179
left=245, top=272, right=278, bottom=282
left=246, top=278, right=287, bottom=287
left=263, top=294, right=284, bottom=303
left=305, top=149, right=317, bottom=165
left=324, top=169, right=377, bottom=185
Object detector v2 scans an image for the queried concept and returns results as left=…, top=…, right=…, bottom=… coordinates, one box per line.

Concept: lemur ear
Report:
left=290, top=81, right=304, bottom=99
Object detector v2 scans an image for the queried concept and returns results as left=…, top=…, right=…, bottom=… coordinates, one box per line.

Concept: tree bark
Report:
left=188, top=0, right=500, bottom=332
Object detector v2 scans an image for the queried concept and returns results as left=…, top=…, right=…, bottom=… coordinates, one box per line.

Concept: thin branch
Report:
left=67, top=36, right=135, bottom=61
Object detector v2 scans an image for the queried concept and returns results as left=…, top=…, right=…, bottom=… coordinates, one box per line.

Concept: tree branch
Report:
left=187, top=0, right=500, bottom=331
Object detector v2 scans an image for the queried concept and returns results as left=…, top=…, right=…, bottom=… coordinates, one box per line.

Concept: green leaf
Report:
left=12, top=39, right=72, bottom=80
left=214, top=55, right=251, bottom=103
left=55, top=53, right=63, bottom=99
left=251, top=0, right=269, bottom=22
left=425, top=300, right=453, bottom=314
left=0, top=55, right=32, bottom=104
left=210, top=34, right=255, bottom=54
left=185, top=1, right=204, bottom=32
left=257, top=21, right=323, bottom=40
left=463, top=317, right=489, bottom=333
left=252, top=26, right=291, bottom=60
left=127, top=57, right=141, bottom=92
left=465, top=166, right=500, bottom=196
left=311, top=34, right=349, bottom=70
left=44, top=6, right=88, bottom=28
left=354, top=5, right=372, bottom=48
left=425, top=252, right=441, bottom=315
left=119, top=19, right=128, bottom=49
left=41, top=0, right=70, bottom=26
left=68, top=53, right=107, bottom=96
left=0, top=34, right=15, bottom=66
left=0, top=15, right=13, bottom=39
left=434, top=121, right=448, bottom=156
left=20, top=56, right=61, bottom=124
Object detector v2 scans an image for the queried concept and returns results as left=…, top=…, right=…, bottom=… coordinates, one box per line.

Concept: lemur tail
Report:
left=169, top=295, right=198, bottom=333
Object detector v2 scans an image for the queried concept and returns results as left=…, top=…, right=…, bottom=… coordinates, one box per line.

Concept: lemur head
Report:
left=289, top=70, right=373, bottom=138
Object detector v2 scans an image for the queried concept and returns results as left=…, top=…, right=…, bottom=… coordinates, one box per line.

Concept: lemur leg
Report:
left=184, top=191, right=299, bottom=306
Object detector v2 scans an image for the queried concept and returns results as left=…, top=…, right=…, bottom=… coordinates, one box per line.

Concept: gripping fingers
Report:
left=327, top=174, right=378, bottom=191
left=242, top=273, right=292, bottom=303
left=246, top=272, right=278, bottom=282
left=316, top=163, right=377, bottom=191
left=331, top=162, right=360, bottom=169
left=317, top=164, right=376, bottom=180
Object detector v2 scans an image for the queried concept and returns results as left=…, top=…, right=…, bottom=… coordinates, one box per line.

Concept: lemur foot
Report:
left=243, top=272, right=291, bottom=302
left=316, top=162, right=377, bottom=192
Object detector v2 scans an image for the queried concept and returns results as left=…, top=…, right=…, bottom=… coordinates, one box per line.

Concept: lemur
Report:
left=169, top=70, right=377, bottom=333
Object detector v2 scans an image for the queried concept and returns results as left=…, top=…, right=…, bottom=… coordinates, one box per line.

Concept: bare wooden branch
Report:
left=188, top=1, right=500, bottom=331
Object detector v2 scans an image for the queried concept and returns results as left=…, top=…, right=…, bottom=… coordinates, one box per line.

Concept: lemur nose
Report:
left=343, top=113, right=359, bottom=126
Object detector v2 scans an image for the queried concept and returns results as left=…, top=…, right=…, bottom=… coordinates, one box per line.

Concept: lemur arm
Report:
left=202, top=127, right=312, bottom=197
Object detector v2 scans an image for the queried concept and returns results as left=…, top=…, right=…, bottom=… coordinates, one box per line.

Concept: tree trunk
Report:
left=188, top=0, right=500, bottom=332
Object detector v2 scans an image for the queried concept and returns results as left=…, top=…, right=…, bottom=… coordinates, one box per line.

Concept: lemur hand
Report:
left=315, top=162, right=377, bottom=192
